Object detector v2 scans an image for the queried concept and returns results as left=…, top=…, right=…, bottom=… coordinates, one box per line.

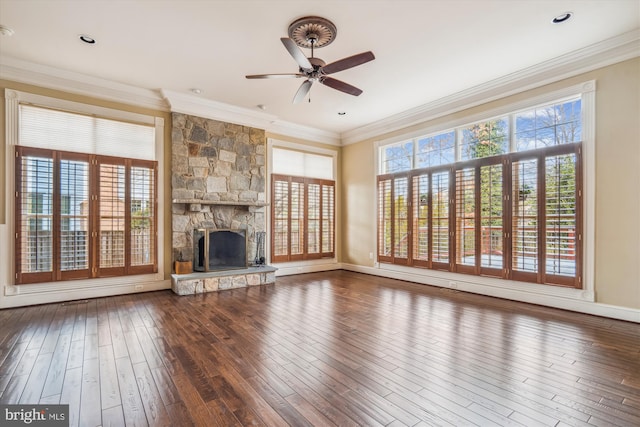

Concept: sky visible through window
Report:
left=381, top=98, right=581, bottom=174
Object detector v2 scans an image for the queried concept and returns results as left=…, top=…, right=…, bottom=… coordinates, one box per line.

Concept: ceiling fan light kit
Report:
left=246, top=16, right=375, bottom=104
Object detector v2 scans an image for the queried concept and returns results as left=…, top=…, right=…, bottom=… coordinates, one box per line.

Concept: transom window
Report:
left=378, top=97, right=583, bottom=288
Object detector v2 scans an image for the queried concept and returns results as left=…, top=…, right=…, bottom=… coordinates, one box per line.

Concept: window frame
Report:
left=4, top=90, right=165, bottom=291
left=15, top=147, right=158, bottom=285
left=375, top=81, right=595, bottom=299
left=271, top=174, right=335, bottom=262
left=267, top=139, right=339, bottom=268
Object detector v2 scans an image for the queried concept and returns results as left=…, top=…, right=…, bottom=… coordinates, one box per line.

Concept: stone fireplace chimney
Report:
left=171, top=113, right=266, bottom=271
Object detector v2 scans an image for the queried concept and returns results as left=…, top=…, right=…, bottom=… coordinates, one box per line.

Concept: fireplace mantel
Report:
left=172, top=199, right=268, bottom=207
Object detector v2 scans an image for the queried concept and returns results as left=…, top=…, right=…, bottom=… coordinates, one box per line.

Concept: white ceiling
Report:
left=0, top=0, right=639, bottom=137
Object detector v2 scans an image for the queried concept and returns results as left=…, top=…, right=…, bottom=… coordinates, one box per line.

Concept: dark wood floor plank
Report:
left=107, top=297, right=129, bottom=360
left=115, top=356, right=149, bottom=426
left=0, top=374, right=29, bottom=404
left=150, top=365, right=181, bottom=406
left=60, top=367, right=82, bottom=427
left=0, top=271, right=638, bottom=427
left=0, top=340, right=29, bottom=395
left=284, top=393, right=339, bottom=427
left=97, top=297, right=112, bottom=347
left=102, top=405, right=126, bottom=427
left=20, top=352, right=53, bottom=404
left=99, top=344, right=122, bottom=410
left=171, top=373, right=222, bottom=426
left=165, top=401, right=195, bottom=427
left=132, top=361, right=172, bottom=427
left=79, top=355, right=102, bottom=427
left=39, top=304, right=66, bottom=354
left=65, top=339, right=84, bottom=369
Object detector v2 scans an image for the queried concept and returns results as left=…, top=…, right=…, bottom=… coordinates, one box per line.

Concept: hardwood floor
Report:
left=1, top=270, right=639, bottom=426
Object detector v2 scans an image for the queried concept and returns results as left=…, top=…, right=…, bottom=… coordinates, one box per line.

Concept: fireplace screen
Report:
left=193, top=228, right=247, bottom=272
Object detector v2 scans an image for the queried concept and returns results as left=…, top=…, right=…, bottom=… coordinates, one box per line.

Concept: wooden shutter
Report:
left=455, top=167, right=477, bottom=273
left=412, top=174, right=430, bottom=267
left=15, top=147, right=55, bottom=284
left=431, top=170, right=451, bottom=270
left=129, top=160, right=157, bottom=274
left=511, top=157, right=540, bottom=282
left=271, top=175, right=290, bottom=262
left=377, top=176, right=393, bottom=263
left=479, top=162, right=504, bottom=275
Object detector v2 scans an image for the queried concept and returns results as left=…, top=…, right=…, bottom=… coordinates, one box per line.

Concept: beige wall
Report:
left=0, top=81, right=174, bottom=279
left=341, top=58, right=640, bottom=309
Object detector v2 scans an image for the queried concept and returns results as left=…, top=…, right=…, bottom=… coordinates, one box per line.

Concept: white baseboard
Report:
left=0, top=278, right=171, bottom=309
left=342, top=263, right=640, bottom=323
left=274, top=261, right=343, bottom=277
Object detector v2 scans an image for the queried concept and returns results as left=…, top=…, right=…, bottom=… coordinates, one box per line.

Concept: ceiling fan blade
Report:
left=293, top=80, right=313, bottom=104
left=281, top=38, right=313, bottom=70
left=321, top=77, right=363, bottom=96
left=322, top=51, right=375, bottom=75
left=245, top=73, right=305, bottom=79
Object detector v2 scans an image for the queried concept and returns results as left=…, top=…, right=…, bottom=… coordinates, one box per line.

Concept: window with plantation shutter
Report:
left=15, top=103, right=158, bottom=285
left=271, top=175, right=335, bottom=262
left=16, top=148, right=157, bottom=284
left=377, top=94, right=584, bottom=288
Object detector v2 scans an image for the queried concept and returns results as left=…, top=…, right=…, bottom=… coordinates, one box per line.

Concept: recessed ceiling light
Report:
left=79, top=34, right=96, bottom=44
left=552, top=12, right=573, bottom=24
left=257, top=104, right=267, bottom=110
left=338, top=111, right=346, bottom=116
left=0, top=25, right=15, bottom=37
left=191, top=88, right=203, bottom=94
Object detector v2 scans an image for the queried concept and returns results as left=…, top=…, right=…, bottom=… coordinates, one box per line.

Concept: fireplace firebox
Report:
left=193, top=228, right=247, bottom=272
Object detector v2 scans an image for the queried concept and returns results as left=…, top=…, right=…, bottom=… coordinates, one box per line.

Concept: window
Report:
left=378, top=96, right=583, bottom=288
left=15, top=103, right=157, bottom=284
left=270, top=146, right=336, bottom=263
left=271, top=175, right=335, bottom=262
left=16, top=148, right=157, bottom=284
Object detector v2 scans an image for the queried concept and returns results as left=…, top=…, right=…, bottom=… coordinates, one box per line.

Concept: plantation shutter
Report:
left=412, top=174, right=430, bottom=267
left=455, top=167, right=477, bottom=272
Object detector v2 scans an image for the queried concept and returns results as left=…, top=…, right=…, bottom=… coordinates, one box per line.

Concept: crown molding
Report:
left=162, top=89, right=340, bottom=145
left=340, top=29, right=640, bottom=146
left=162, top=89, right=278, bottom=129
left=0, top=57, right=169, bottom=111
left=267, top=120, right=341, bottom=146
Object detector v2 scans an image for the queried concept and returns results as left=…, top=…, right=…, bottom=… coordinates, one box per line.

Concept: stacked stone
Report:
left=171, top=113, right=266, bottom=267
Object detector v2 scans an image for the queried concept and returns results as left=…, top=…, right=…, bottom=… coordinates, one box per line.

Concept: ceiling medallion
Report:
left=288, top=16, right=337, bottom=49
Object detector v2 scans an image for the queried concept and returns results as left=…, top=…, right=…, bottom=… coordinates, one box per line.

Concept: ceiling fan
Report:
left=245, top=16, right=375, bottom=103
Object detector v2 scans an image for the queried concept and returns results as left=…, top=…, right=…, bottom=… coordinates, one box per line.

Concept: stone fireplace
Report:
left=170, top=112, right=274, bottom=294
left=193, top=228, right=247, bottom=272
